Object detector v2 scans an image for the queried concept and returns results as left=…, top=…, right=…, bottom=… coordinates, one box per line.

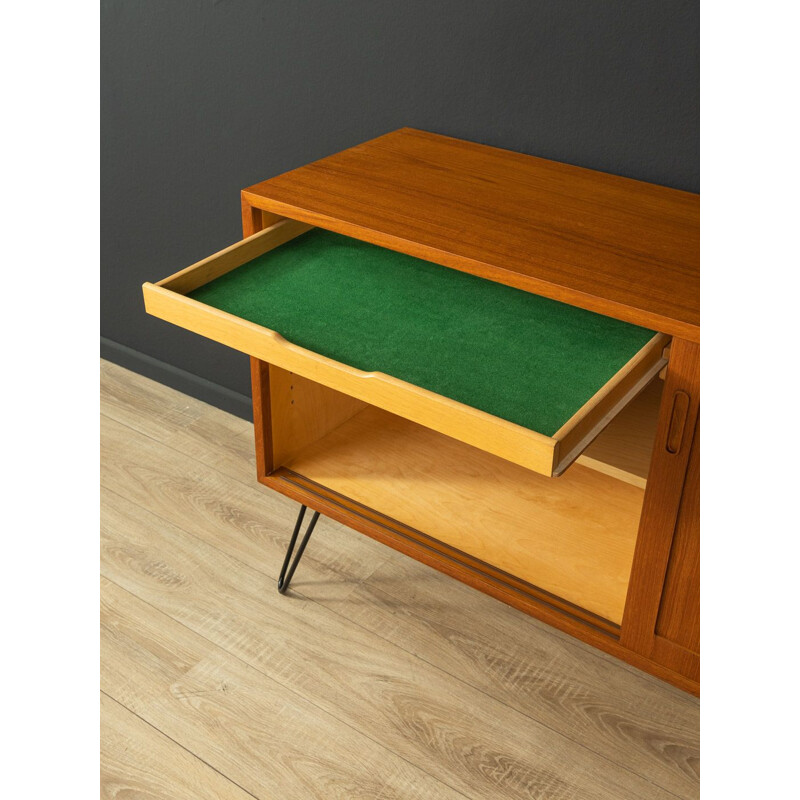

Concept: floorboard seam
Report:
left=101, top=574, right=475, bottom=800
left=101, top=371, right=689, bottom=702
left=101, top=690, right=262, bottom=800
left=312, top=581, right=694, bottom=800
left=101, top=487, right=691, bottom=799
left=100, top=404, right=688, bottom=694
left=101, top=366, right=699, bottom=798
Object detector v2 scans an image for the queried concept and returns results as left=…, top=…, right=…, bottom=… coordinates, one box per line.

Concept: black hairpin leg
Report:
left=277, top=504, right=320, bottom=594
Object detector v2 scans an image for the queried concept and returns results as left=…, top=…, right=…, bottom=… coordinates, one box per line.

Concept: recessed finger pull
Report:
left=666, top=391, right=690, bottom=454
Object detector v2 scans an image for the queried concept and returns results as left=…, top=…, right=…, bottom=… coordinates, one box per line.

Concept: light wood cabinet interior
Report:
left=267, top=367, right=663, bottom=624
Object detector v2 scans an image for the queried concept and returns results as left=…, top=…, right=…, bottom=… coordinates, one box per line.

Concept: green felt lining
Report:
left=189, top=229, right=656, bottom=436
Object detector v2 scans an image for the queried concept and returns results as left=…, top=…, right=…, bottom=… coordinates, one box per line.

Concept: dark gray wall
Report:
left=101, top=0, right=698, bottom=418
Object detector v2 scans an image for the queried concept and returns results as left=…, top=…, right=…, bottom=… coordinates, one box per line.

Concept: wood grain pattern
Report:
left=652, top=637, right=700, bottom=685
left=240, top=195, right=262, bottom=238
left=243, top=128, right=699, bottom=340
left=621, top=338, right=700, bottom=659
left=249, top=357, right=273, bottom=477
left=101, top=578, right=463, bottom=800
left=248, top=358, right=694, bottom=690
left=101, top=361, right=699, bottom=798
left=576, top=377, right=663, bottom=488
left=265, top=467, right=620, bottom=635
left=656, top=418, right=700, bottom=653
left=262, top=468, right=700, bottom=695
left=100, top=414, right=393, bottom=605
left=101, top=693, right=256, bottom=800
left=100, top=357, right=205, bottom=430
left=240, top=196, right=283, bottom=239
left=100, top=359, right=255, bottom=485
left=100, top=493, right=681, bottom=800
left=280, top=404, right=644, bottom=623
left=268, top=365, right=366, bottom=468
left=339, top=555, right=701, bottom=796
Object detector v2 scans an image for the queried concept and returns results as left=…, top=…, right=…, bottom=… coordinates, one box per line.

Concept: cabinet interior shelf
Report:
left=262, top=367, right=663, bottom=625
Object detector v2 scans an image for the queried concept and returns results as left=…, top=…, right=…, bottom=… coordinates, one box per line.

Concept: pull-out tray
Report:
left=143, top=219, right=668, bottom=477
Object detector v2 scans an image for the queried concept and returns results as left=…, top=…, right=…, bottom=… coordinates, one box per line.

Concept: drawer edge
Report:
left=155, top=218, right=312, bottom=294
left=552, top=333, right=670, bottom=476
left=142, top=282, right=558, bottom=475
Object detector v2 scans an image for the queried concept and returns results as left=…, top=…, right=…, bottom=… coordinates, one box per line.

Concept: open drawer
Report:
left=143, top=219, right=669, bottom=477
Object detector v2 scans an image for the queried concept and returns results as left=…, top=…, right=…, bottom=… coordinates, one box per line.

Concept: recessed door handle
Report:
left=666, top=391, right=690, bottom=454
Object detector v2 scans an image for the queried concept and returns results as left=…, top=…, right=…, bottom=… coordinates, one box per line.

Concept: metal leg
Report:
left=277, top=504, right=320, bottom=594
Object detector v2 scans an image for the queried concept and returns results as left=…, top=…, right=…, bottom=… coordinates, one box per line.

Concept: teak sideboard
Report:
left=143, top=129, right=700, bottom=694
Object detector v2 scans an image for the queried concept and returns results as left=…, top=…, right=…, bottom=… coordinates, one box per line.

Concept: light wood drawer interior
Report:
left=143, top=219, right=669, bottom=478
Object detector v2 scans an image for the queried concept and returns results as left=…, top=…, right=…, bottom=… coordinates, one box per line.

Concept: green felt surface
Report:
left=189, top=229, right=656, bottom=436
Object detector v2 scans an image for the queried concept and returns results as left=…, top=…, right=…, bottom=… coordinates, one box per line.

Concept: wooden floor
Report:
left=100, top=359, right=699, bottom=800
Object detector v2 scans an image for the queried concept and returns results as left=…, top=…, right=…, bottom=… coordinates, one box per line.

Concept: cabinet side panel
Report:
left=250, top=357, right=273, bottom=479
left=269, top=367, right=367, bottom=468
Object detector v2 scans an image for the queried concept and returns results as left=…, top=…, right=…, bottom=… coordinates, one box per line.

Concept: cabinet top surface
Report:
left=243, top=128, right=699, bottom=340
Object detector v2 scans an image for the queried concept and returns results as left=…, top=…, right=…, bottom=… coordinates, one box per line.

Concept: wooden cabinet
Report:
left=143, top=129, right=700, bottom=694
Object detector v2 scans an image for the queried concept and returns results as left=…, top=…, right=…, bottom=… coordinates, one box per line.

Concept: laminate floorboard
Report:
left=101, top=577, right=467, bottom=799
left=100, top=693, right=257, bottom=800
left=100, top=360, right=700, bottom=799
